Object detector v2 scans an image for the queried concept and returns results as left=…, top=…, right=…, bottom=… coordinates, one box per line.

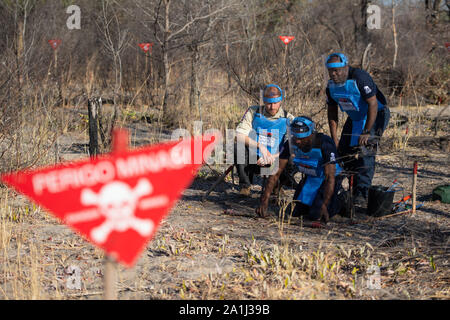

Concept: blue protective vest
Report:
left=293, top=145, right=342, bottom=206
left=251, top=110, right=288, bottom=157
left=328, top=79, right=385, bottom=146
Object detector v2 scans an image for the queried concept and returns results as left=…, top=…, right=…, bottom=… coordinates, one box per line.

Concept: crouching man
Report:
left=235, top=84, right=294, bottom=196
left=256, top=116, right=344, bottom=224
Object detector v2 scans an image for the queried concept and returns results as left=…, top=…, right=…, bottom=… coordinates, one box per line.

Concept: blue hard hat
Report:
left=325, top=53, right=348, bottom=69
left=291, top=116, right=315, bottom=138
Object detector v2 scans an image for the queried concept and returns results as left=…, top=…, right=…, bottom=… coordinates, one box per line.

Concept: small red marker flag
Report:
left=138, top=43, right=153, bottom=54
left=48, top=39, right=62, bottom=50
left=445, top=42, right=450, bottom=52
left=1, top=132, right=217, bottom=267
left=279, top=36, right=295, bottom=45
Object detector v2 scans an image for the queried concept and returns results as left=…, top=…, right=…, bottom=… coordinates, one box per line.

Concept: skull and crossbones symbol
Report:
left=81, top=178, right=157, bottom=244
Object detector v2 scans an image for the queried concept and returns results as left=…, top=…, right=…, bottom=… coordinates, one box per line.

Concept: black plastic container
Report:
left=367, top=185, right=396, bottom=217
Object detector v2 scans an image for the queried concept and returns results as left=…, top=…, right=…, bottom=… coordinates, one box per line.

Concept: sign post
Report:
left=103, top=129, right=128, bottom=299
left=104, top=255, right=117, bottom=299
left=48, top=39, right=62, bottom=105
left=138, top=43, right=154, bottom=104
left=279, top=36, right=294, bottom=68
left=48, top=39, right=62, bottom=72
left=278, top=36, right=294, bottom=102
left=138, top=43, right=153, bottom=87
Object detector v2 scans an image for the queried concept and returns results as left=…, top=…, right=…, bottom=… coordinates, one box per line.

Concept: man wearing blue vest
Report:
left=256, top=117, right=344, bottom=224
left=235, top=84, right=294, bottom=196
left=325, top=53, right=390, bottom=207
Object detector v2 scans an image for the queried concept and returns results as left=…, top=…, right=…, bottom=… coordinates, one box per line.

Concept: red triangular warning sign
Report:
left=48, top=39, right=62, bottom=50
left=138, top=43, right=153, bottom=54
left=279, top=36, right=295, bottom=45
left=1, top=132, right=217, bottom=267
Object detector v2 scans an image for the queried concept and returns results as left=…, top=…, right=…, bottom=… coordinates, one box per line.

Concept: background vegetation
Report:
left=0, top=1, right=448, bottom=160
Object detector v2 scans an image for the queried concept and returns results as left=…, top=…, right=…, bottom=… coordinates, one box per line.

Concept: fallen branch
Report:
left=204, top=163, right=222, bottom=177
left=374, top=208, right=413, bottom=220
left=348, top=208, right=415, bottom=225
left=202, top=165, right=234, bottom=202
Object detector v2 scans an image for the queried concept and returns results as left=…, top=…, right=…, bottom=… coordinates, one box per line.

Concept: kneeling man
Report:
left=256, top=116, right=344, bottom=223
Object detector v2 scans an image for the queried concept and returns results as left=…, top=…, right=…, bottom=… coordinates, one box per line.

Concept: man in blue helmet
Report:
left=256, top=117, right=344, bottom=224
left=235, top=84, right=294, bottom=196
left=325, top=53, right=390, bottom=208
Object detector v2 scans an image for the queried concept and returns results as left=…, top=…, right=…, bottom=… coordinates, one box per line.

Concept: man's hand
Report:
left=358, top=132, right=370, bottom=146
left=320, top=163, right=335, bottom=224
left=319, top=203, right=329, bottom=223
left=255, top=199, right=269, bottom=218
left=256, top=158, right=288, bottom=218
left=257, top=145, right=274, bottom=166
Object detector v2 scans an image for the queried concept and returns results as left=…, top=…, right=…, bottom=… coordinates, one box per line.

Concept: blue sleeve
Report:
left=352, top=69, right=377, bottom=101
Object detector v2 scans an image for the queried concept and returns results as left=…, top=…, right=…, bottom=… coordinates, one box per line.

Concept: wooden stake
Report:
left=135, top=50, right=139, bottom=92
left=102, top=128, right=129, bottom=300
left=145, top=53, right=148, bottom=88
left=104, top=255, right=117, bottom=300
left=54, top=49, right=58, bottom=73
left=412, top=161, right=418, bottom=214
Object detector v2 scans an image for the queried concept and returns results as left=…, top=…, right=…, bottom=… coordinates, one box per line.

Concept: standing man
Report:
left=325, top=53, right=390, bottom=207
left=256, top=117, right=344, bottom=224
left=235, top=84, right=294, bottom=196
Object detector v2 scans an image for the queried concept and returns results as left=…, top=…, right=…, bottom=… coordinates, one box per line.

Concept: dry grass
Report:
left=0, top=183, right=448, bottom=300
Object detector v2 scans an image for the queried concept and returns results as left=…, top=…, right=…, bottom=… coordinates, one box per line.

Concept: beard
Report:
left=300, top=142, right=313, bottom=153
left=293, top=138, right=313, bottom=153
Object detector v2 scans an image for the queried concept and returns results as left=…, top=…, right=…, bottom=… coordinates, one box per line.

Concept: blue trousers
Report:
left=293, top=175, right=344, bottom=220
left=337, top=107, right=390, bottom=198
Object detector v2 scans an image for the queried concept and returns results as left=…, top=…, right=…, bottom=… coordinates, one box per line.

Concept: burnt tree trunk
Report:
left=425, top=0, right=442, bottom=25
left=88, top=98, right=100, bottom=158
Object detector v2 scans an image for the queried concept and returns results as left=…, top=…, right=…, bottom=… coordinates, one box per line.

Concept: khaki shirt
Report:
left=236, top=105, right=295, bottom=136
